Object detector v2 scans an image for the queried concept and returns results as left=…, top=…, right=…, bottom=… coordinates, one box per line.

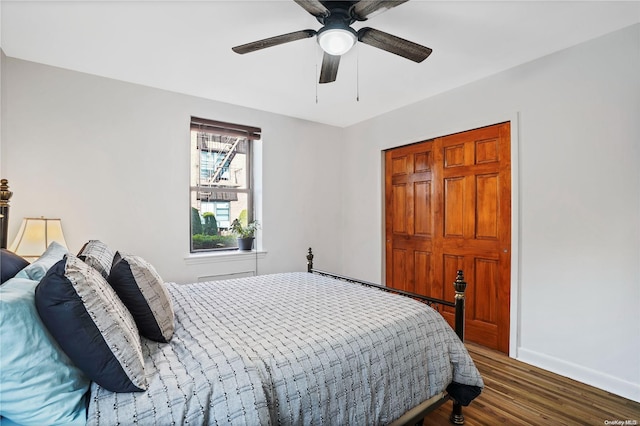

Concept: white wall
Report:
left=341, top=24, right=640, bottom=402
left=0, top=58, right=345, bottom=283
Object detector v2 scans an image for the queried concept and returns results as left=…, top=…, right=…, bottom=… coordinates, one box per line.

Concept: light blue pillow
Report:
left=14, top=241, right=68, bottom=282
left=0, top=276, right=89, bottom=426
left=0, top=416, right=23, bottom=426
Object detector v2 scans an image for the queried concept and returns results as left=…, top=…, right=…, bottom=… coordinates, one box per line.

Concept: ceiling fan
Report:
left=231, top=0, right=432, bottom=84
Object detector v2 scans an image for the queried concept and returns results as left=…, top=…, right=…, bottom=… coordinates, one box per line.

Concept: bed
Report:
left=0, top=179, right=483, bottom=425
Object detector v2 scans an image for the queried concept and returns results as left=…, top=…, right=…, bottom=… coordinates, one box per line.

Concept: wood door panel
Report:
left=441, top=253, right=464, bottom=316
left=392, top=156, right=408, bottom=175
left=392, top=183, right=408, bottom=234
left=473, top=257, right=499, bottom=323
left=386, top=122, right=511, bottom=353
left=444, top=177, right=465, bottom=237
left=444, top=144, right=465, bottom=168
left=414, top=152, right=432, bottom=172
left=392, top=248, right=408, bottom=291
left=466, top=323, right=498, bottom=349
left=475, top=138, right=500, bottom=164
left=414, top=251, right=433, bottom=296
left=414, top=181, right=432, bottom=236
left=476, top=173, right=499, bottom=240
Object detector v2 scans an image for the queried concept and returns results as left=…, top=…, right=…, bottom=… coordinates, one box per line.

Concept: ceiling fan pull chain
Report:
left=315, top=47, right=319, bottom=104
left=356, top=43, right=360, bottom=102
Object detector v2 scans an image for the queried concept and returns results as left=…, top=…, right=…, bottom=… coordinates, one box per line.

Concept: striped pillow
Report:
left=35, top=254, right=147, bottom=393
left=108, top=252, right=174, bottom=343
left=77, top=240, right=115, bottom=279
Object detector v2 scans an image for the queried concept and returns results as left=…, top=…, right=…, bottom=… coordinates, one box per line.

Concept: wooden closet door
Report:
left=385, top=122, right=511, bottom=353
left=385, top=142, right=438, bottom=298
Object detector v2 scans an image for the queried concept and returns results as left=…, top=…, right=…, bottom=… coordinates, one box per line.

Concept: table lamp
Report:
left=9, top=217, right=68, bottom=262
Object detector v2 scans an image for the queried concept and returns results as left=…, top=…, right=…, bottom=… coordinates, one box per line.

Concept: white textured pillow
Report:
left=77, top=240, right=115, bottom=279
left=35, top=254, right=147, bottom=392
left=108, top=252, right=175, bottom=343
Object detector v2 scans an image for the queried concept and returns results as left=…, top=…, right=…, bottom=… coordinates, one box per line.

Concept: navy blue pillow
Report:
left=108, top=252, right=174, bottom=343
left=35, top=255, right=147, bottom=393
left=1, top=249, right=30, bottom=284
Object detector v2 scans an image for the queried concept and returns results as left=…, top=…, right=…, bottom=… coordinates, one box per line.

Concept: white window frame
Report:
left=189, top=117, right=260, bottom=253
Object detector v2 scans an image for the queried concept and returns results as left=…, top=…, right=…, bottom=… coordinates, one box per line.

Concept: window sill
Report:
left=184, top=250, right=267, bottom=266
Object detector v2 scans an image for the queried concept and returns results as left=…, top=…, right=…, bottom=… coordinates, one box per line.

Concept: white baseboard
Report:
left=517, top=347, right=640, bottom=403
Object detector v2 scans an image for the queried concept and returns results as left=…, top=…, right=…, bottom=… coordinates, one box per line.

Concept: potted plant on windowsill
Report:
left=230, top=218, right=259, bottom=251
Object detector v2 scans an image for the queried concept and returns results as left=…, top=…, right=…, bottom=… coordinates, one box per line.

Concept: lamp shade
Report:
left=9, top=217, right=68, bottom=261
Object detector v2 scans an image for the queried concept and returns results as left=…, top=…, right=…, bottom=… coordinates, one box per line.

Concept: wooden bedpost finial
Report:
left=453, top=270, right=466, bottom=299
left=0, top=179, right=12, bottom=206
left=307, top=248, right=314, bottom=273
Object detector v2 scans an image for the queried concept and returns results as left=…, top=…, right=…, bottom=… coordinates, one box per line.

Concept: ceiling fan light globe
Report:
left=318, top=28, right=356, bottom=56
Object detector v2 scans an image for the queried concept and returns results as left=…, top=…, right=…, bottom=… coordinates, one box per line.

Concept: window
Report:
left=190, top=117, right=260, bottom=252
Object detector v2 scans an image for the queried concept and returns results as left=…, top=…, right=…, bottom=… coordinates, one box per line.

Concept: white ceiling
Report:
left=1, top=1, right=639, bottom=127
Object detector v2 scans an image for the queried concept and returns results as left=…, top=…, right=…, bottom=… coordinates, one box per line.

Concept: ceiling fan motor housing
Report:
left=315, top=1, right=358, bottom=25
left=316, top=2, right=358, bottom=55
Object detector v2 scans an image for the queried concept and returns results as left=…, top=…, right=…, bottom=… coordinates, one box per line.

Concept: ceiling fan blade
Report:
left=357, top=27, right=432, bottom=62
left=319, top=52, right=340, bottom=84
left=293, top=0, right=330, bottom=18
left=352, top=0, right=409, bottom=20
left=232, top=29, right=316, bottom=54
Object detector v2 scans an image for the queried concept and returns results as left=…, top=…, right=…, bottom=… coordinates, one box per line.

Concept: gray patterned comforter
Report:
left=87, top=272, right=483, bottom=425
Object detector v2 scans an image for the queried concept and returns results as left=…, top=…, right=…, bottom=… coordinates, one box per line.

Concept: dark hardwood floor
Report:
left=427, top=342, right=640, bottom=425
